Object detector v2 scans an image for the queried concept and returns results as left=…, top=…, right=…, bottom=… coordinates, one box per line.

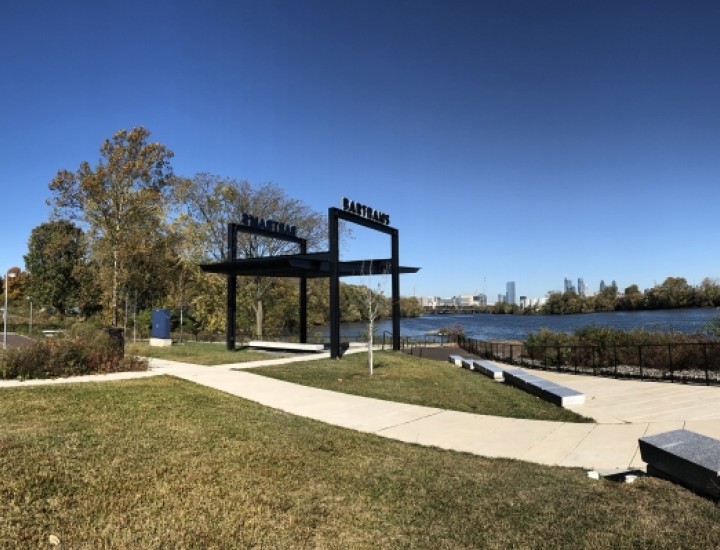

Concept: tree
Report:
left=48, top=127, right=175, bottom=326
left=174, top=174, right=325, bottom=339
left=399, top=296, right=422, bottom=317
left=696, top=278, right=720, bottom=307
left=619, top=284, right=645, bottom=310
left=24, top=221, right=85, bottom=316
left=645, top=277, right=694, bottom=309
left=594, top=285, right=618, bottom=312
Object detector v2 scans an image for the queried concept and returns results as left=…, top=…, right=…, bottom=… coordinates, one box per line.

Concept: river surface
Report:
left=318, top=309, right=720, bottom=341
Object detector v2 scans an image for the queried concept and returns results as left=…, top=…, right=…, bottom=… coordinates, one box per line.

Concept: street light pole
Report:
left=27, top=295, right=33, bottom=335
left=3, top=269, right=18, bottom=350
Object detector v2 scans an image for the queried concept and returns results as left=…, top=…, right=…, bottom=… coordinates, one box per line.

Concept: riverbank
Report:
left=325, top=308, right=719, bottom=341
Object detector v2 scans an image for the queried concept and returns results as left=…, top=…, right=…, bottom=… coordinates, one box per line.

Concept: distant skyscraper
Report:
left=498, top=293, right=506, bottom=304
left=506, top=281, right=516, bottom=305
left=563, top=277, right=576, bottom=294
left=578, top=277, right=587, bottom=297
left=599, top=280, right=606, bottom=292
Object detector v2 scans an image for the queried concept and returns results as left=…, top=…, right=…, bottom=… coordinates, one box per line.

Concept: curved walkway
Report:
left=2, top=353, right=719, bottom=473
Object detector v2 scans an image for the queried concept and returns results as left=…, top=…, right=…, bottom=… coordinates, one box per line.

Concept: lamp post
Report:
left=27, top=295, right=33, bottom=335
left=3, top=269, right=18, bottom=350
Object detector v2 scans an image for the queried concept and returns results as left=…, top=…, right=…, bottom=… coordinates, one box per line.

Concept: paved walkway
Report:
left=2, top=351, right=719, bottom=473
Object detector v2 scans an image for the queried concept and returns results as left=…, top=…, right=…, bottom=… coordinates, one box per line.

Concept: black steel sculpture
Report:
left=200, top=201, right=418, bottom=357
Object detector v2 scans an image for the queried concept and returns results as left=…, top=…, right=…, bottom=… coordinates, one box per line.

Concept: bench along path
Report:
left=449, top=355, right=585, bottom=407
left=503, top=369, right=586, bottom=407
left=639, top=429, right=720, bottom=499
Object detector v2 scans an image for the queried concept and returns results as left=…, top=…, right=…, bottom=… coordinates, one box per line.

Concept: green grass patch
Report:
left=248, top=351, right=592, bottom=422
left=1, top=377, right=718, bottom=548
left=125, top=341, right=278, bottom=365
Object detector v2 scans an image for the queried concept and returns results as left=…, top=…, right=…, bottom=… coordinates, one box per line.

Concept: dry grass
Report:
left=1, top=377, right=719, bottom=548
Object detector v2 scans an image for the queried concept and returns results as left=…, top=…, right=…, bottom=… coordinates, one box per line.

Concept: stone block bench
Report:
left=248, top=341, right=325, bottom=353
left=448, top=355, right=504, bottom=382
left=450, top=356, right=505, bottom=380
left=470, top=359, right=505, bottom=381
left=639, top=429, right=720, bottom=499
left=503, top=369, right=586, bottom=407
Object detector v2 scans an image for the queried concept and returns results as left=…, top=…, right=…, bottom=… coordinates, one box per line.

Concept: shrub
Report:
left=438, top=323, right=465, bottom=342
left=521, top=326, right=717, bottom=374
left=1, top=325, right=147, bottom=380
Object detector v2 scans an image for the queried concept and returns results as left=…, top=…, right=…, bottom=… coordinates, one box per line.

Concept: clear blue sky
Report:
left=2, top=0, right=719, bottom=301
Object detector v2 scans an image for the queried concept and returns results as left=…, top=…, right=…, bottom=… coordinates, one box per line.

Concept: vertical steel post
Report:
left=391, top=228, right=400, bottom=351
left=329, top=209, right=340, bottom=358
left=226, top=223, right=237, bottom=351
left=299, top=239, right=307, bottom=343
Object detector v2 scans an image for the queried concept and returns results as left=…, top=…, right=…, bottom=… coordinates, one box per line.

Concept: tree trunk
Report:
left=112, top=247, right=118, bottom=326
left=255, top=299, right=263, bottom=339
left=368, top=317, right=374, bottom=375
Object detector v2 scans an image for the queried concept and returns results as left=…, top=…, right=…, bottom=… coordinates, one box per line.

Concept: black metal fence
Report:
left=457, top=335, right=720, bottom=386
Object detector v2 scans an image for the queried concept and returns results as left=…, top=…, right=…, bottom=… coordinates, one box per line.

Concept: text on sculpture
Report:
left=241, top=213, right=297, bottom=237
left=342, top=197, right=390, bottom=226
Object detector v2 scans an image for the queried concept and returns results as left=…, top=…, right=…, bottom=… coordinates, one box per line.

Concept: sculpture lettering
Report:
left=241, top=213, right=297, bottom=237
left=342, top=197, right=390, bottom=226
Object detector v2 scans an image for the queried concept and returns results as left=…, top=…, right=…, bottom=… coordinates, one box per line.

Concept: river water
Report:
left=319, top=309, right=720, bottom=341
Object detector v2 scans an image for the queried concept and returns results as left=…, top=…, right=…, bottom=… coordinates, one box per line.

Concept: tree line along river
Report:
left=323, top=308, right=720, bottom=342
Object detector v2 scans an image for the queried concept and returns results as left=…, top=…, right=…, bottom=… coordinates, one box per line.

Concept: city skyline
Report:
left=425, top=272, right=712, bottom=304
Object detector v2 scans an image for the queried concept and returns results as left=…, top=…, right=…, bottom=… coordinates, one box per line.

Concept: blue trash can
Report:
left=152, top=308, right=171, bottom=340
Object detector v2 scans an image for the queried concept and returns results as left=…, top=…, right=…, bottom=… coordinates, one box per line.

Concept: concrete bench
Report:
left=639, top=429, right=720, bottom=499
left=460, top=357, right=476, bottom=370
left=471, top=359, right=505, bottom=381
left=42, top=330, right=63, bottom=337
left=448, top=354, right=464, bottom=366
left=248, top=341, right=325, bottom=353
left=503, top=369, right=586, bottom=407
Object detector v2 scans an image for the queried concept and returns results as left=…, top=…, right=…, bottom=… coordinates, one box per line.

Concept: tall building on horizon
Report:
left=578, top=277, right=587, bottom=297
left=506, top=281, right=516, bottom=305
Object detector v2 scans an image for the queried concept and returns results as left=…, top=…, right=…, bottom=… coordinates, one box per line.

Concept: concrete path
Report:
left=3, top=353, right=718, bottom=474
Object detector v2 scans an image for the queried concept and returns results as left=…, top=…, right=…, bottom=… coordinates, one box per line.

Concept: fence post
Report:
left=668, top=344, right=673, bottom=383
left=556, top=346, right=561, bottom=371
left=573, top=346, right=578, bottom=375
left=638, top=346, right=643, bottom=380
left=614, top=347, right=618, bottom=378
left=703, top=343, right=709, bottom=386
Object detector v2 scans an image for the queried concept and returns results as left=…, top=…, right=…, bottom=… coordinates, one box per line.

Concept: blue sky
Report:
left=2, top=0, right=719, bottom=301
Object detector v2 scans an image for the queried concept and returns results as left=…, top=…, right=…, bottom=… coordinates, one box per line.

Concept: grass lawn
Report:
left=125, top=341, right=279, bottom=365
left=1, top=377, right=718, bottom=548
left=248, top=351, right=592, bottom=422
